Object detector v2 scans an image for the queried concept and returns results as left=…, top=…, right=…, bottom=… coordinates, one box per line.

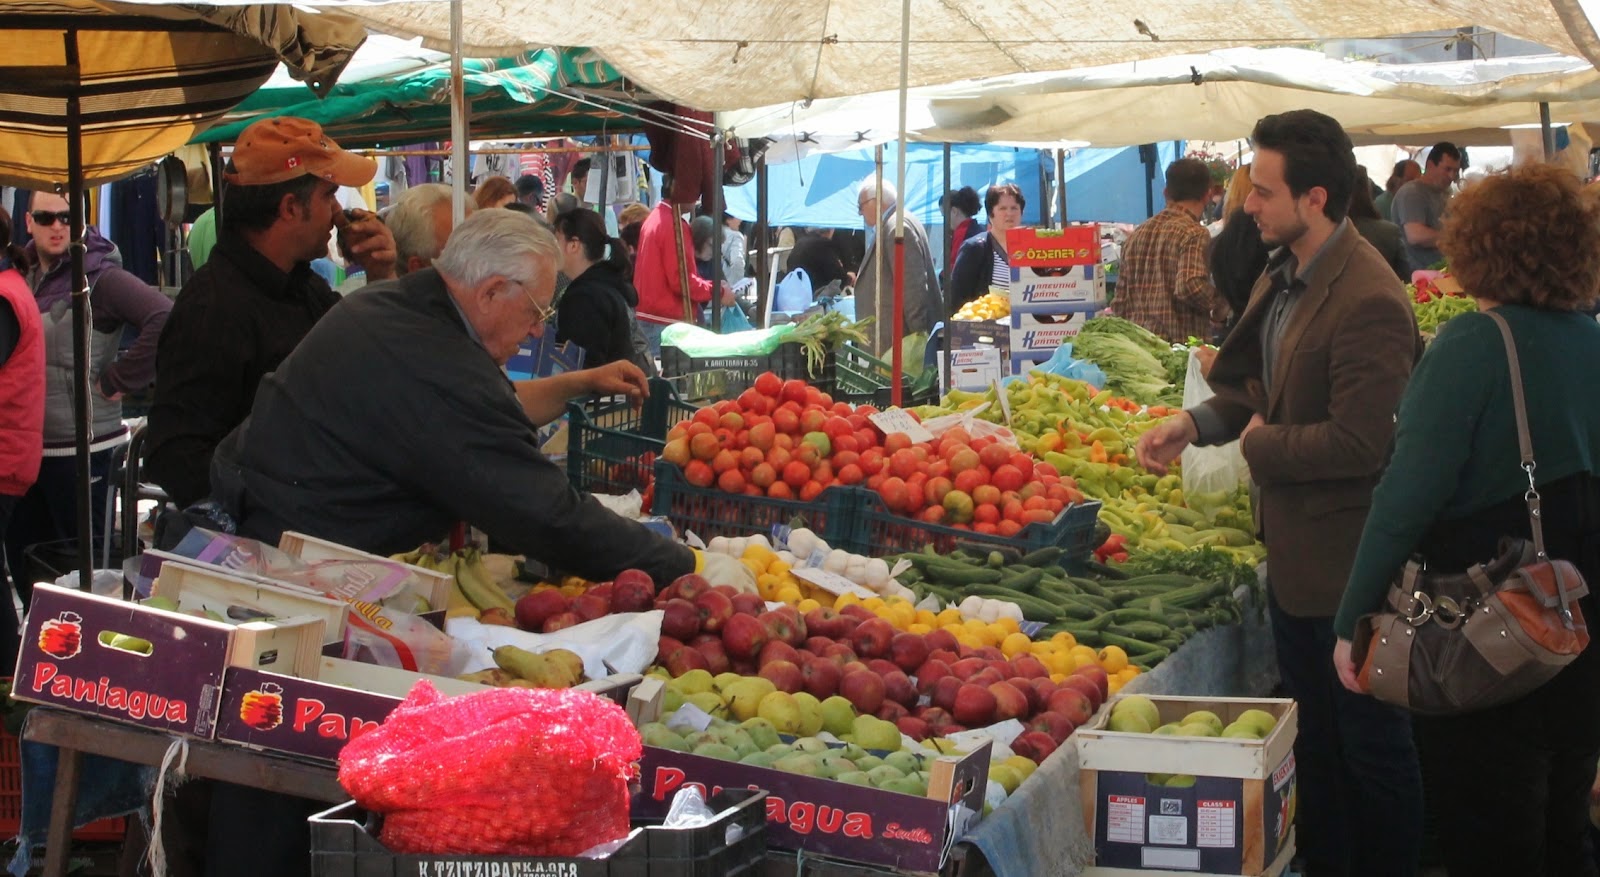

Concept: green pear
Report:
left=881, top=776, right=927, bottom=796
left=836, top=770, right=873, bottom=787
left=671, top=669, right=715, bottom=696
left=141, top=596, right=180, bottom=612
left=839, top=743, right=869, bottom=762
left=640, top=723, right=689, bottom=752
left=1110, top=696, right=1161, bottom=732
left=816, top=752, right=857, bottom=779
left=692, top=742, right=740, bottom=761
left=884, top=750, right=923, bottom=775
left=713, top=672, right=744, bottom=692
left=793, top=736, right=830, bottom=754
left=740, top=751, right=780, bottom=768
left=766, top=743, right=795, bottom=756
left=1107, top=712, right=1153, bottom=734
left=686, top=692, right=727, bottom=718
left=714, top=727, right=758, bottom=758
left=773, top=753, right=824, bottom=777
left=866, top=764, right=905, bottom=785
left=1181, top=711, right=1224, bottom=735
left=820, top=696, right=857, bottom=737
left=853, top=716, right=902, bottom=752
left=662, top=689, right=687, bottom=714
left=853, top=755, right=885, bottom=772
left=1237, top=708, right=1278, bottom=736
left=740, top=718, right=781, bottom=751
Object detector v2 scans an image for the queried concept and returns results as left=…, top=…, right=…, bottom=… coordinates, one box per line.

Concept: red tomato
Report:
left=767, top=481, right=794, bottom=499
left=996, top=519, right=1023, bottom=537
left=837, top=463, right=864, bottom=485
left=824, top=416, right=854, bottom=441
left=890, top=449, right=920, bottom=479
left=800, top=481, right=825, bottom=501
left=973, top=484, right=1001, bottom=506
left=919, top=505, right=946, bottom=524
left=751, top=462, right=778, bottom=489
left=924, top=476, right=954, bottom=507
left=783, top=460, right=812, bottom=488
left=717, top=469, right=746, bottom=493
left=992, top=465, right=1026, bottom=493
left=754, top=371, right=783, bottom=398
left=973, top=503, right=1000, bottom=525
left=1009, top=452, right=1035, bottom=473
left=953, top=468, right=986, bottom=495
left=879, top=477, right=909, bottom=513
left=781, top=379, right=809, bottom=405
left=978, top=443, right=1011, bottom=470
left=883, top=433, right=913, bottom=454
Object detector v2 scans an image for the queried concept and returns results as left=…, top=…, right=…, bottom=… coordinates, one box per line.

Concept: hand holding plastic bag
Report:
left=1178, top=348, right=1251, bottom=495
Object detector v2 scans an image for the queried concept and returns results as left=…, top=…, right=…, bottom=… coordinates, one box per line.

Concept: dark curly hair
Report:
left=1440, top=164, right=1600, bottom=312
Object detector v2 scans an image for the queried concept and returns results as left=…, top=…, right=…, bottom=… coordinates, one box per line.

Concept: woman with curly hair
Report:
left=1332, top=163, right=1600, bottom=876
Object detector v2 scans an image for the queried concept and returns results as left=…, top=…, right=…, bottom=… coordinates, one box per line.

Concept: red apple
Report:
left=513, top=589, right=569, bottom=632
left=712, top=584, right=738, bottom=599
left=731, top=659, right=757, bottom=676
left=953, top=683, right=998, bottom=727
left=896, top=716, right=931, bottom=740
left=850, top=618, right=896, bottom=659
left=542, top=612, right=581, bottom=633
left=759, top=660, right=805, bottom=694
left=875, top=701, right=910, bottom=723
left=918, top=706, right=953, bottom=729
left=693, top=591, right=735, bottom=633
left=975, top=646, right=1005, bottom=662
left=1011, top=731, right=1059, bottom=763
left=839, top=670, right=886, bottom=715
left=915, top=660, right=953, bottom=697
left=888, top=633, right=930, bottom=673
left=803, top=606, right=850, bottom=639
left=1070, top=664, right=1110, bottom=703
left=663, top=646, right=709, bottom=676
left=1007, top=678, right=1042, bottom=714
left=928, top=648, right=962, bottom=667
left=1058, top=674, right=1104, bottom=711
left=586, top=583, right=615, bottom=603
left=866, top=658, right=900, bottom=678
left=612, top=573, right=656, bottom=614
left=721, top=612, right=770, bottom=660
left=840, top=661, right=871, bottom=679
left=989, top=682, right=1030, bottom=722
left=800, top=658, right=842, bottom=699
left=804, top=635, right=836, bottom=656
left=731, top=592, right=766, bottom=616
left=571, top=592, right=610, bottom=622
left=838, top=604, right=875, bottom=623
left=694, top=639, right=731, bottom=674
left=924, top=628, right=960, bottom=655
left=822, top=643, right=859, bottom=667
left=758, top=639, right=802, bottom=668
left=949, top=657, right=987, bottom=681
left=671, top=573, right=711, bottom=601
left=1028, top=678, right=1060, bottom=702
left=1046, top=688, right=1094, bottom=726
left=759, top=609, right=806, bottom=647
left=969, top=668, right=1006, bottom=689
left=1028, top=711, right=1077, bottom=745
left=656, top=636, right=686, bottom=662
left=1011, top=655, right=1050, bottom=680
left=932, top=676, right=963, bottom=712
left=660, top=598, right=701, bottom=641
left=881, top=670, right=917, bottom=708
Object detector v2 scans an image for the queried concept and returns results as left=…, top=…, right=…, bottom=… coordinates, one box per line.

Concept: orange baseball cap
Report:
left=225, top=117, right=375, bottom=187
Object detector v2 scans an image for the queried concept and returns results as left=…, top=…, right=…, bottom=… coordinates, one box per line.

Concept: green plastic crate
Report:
left=565, top=378, right=697, bottom=496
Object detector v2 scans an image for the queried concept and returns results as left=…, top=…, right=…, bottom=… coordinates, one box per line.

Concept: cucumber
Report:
left=926, top=566, right=1005, bottom=587
left=1070, top=578, right=1111, bottom=598
left=998, top=568, right=1045, bottom=594
left=1017, top=546, right=1063, bottom=567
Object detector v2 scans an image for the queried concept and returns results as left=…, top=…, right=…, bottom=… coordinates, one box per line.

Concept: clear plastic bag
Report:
left=1179, top=348, right=1251, bottom=495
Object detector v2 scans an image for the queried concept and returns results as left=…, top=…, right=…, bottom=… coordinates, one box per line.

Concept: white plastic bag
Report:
left=774, top=267, right=813, bottom=313
left=1179, top=348, right=1251, bottom=495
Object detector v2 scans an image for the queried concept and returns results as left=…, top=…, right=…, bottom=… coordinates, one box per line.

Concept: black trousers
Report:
left=1270, top=590, right=1424, bottom=876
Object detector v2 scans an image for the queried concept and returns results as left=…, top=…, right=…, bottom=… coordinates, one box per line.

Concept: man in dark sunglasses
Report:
left=2, top=190, right=172, bottom=610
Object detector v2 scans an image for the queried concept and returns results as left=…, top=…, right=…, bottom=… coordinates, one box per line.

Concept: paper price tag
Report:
left=665, top=703, right=714, bottom=733
left=994, top=379, right=1013, bottom=426
left=791, top=566, right=875, bottom=600
left=869, top=409, right=935, bottom=444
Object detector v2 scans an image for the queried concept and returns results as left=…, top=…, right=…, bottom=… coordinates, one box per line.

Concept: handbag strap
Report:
left=1485, top=310, right=1549, bottom=562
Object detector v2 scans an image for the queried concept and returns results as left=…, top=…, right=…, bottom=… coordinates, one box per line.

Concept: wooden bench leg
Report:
left=40, top=747, right=82, bottom=877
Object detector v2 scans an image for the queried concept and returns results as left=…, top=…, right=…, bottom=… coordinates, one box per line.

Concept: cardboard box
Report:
left=152, top=560, right=351, bottom=646
left=1006, top=226, right=1101, bottom=268
left=1009, top=309, right=1095, bottom=355
left=1076, top=696, right=1298, bottom=876
left=14, top=584, right=235, bottom=738
left=1010, top=265, right=1108, bottom=312
left=215, top=657, right=644, bottom=764
left=633, top=744, right=987, bottom=875
left=944, top=320, right=1010, bottom=392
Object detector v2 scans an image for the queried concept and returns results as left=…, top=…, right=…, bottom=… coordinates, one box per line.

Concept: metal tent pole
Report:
left=448, top=0, right=467, bottom=222
left=66, top=30, right=92, bottom=587
left=1541, top=102, right=1556, bottom=159
left=1056, top=149, right=1068, bottom=226
left=710, top=130, right=724, bottom=333
left=754, top=154, right=770, bottom=327
left=891, top=0, right=911, bottom=407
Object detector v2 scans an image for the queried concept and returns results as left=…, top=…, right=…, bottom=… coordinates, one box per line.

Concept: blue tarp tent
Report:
left=723, top=141, right=1185, bottom=232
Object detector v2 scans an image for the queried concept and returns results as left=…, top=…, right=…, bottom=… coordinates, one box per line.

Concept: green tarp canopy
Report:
left=193, top=46, right=643, bottom=147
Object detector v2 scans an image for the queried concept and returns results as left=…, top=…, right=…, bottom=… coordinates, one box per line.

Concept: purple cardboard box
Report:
left=632, top=742, right=989, bottom=874
left=14, top=584, right=232, bottom=738
left=214, top=667, right=401, bottom=764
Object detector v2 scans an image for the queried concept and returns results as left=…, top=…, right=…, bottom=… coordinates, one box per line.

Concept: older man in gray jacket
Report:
left=852, top=177, right=942, bottom=357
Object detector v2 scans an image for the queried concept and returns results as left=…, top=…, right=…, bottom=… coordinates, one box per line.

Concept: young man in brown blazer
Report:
left=1138, top=109, right=1424, bottom=876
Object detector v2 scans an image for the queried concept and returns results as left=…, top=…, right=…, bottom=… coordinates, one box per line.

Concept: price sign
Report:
left=791, top=567, right=876, bottom=600
left=869, top=409, right=935, bottom=444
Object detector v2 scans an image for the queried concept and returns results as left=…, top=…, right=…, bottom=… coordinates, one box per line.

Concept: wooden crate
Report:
left=277, top=531, right=452, bottom=611
left=152, top=560, right=350, bottom=645
left=1076, top=696, right=1298, bottom=876
left=228, top=616, right=327, bottom=678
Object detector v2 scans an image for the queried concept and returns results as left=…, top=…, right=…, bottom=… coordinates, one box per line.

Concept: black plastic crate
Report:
left=832, top=344, right=940, bottom=408
left=837, top=490, right=1103, bottom=560
left=309, top=788, right=767, bottom=877
left=659, top=341, right=834, bottom=397
left=651, top=461, right=850, bottom=543
left=566, top=377, right=698, bottom=495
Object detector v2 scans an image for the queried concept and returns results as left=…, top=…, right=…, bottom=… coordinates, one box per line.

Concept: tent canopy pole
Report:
left=449, top=0, right=467, bottom=222
left=65, top=28, right=93, bottom=588
left=1540, top=101, right=1556, bottom=159
left=891, top=0, right=911, bottom=407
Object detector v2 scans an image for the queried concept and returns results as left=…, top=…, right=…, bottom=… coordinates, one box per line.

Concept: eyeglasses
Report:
left=30, top=210, right=71, bottom=227
left=511, top=278, right=556, bottom=327
left=857, top=197, right=875, bottom=215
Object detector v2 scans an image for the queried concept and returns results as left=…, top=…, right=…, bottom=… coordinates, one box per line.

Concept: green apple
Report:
left=1237, top=708, right=1278, bottom=736
left=1110, top=696, right=1161, bottom=731
left=1152, top=723, right=1182, bottom=736
left=1221, top=722, right=1262, bottom=740
left=1181, top=710, right=1224, bottom=735
left=1176, top=722, right=1218, bottom=738
left=1165, top=774, right=1196, bottom=788
left=1107, top=712, right=1153, bottom=734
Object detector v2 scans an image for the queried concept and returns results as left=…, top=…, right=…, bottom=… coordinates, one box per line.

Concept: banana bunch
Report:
left=460, top=645, right=585, bottom=689
left=395, top=546, right=517, bottom=621
left=953, top=290, right=1010, bottom=322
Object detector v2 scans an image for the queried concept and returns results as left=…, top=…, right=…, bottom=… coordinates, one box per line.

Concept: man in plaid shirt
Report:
left=1113, top=158, right=1229, bottom=342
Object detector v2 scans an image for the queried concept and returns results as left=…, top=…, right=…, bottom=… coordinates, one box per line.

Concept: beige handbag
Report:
left=1352, top=311, right=1590, bottom=715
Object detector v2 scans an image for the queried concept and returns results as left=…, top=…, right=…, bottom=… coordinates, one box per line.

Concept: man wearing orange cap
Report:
left=146, top=117, right=397, bottom=510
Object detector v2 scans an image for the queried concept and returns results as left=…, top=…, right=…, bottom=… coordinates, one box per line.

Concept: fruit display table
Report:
left=953, top=612, right=1278, bottom=877
left=22, top=708, right=345, bottom=877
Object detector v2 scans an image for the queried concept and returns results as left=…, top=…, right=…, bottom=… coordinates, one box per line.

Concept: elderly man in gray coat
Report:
left=852, top=177, right=943, bottom=357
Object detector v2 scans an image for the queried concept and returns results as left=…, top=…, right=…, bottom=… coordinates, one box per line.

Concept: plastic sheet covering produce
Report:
left=660, top=321, right=794, bottom=357
left=338, top=681, right=642, bottom=856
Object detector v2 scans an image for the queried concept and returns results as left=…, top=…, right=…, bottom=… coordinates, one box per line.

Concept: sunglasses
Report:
left=30, top=210, right=71, bottom=227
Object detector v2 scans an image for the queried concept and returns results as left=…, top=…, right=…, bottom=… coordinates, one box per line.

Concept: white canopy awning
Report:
left=112, top=0, right=1600, bottom=112
left=720, top=48, right=1600, bottom=148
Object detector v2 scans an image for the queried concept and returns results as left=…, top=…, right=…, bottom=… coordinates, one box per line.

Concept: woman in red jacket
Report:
left=632, top=176, right=733, bottom=358
left=0, top=206, right=45, bottom=666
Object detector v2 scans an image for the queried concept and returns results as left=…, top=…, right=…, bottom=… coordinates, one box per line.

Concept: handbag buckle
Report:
left=1401, top=591, right=1434, bottom=626
left=1432, top=596, right=1465, bottom=630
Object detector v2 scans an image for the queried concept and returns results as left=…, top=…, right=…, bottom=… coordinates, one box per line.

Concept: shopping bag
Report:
left=1178, top=348, right=1251, bottom=495
left=718, top=303, right=754, bottom=333
left=775, top=267, right=813, bottom=313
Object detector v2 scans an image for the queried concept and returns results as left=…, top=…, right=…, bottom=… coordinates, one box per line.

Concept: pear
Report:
left=820, top=696, right=857, bottom=737
left=853, top=755, right=885, bottom=772
left=884, top=750, right=923, bottom=775
left=670, top=669, right=716, bottom=696
left=662, top=689, right=687, bottom=714
left=836, top=770, right=873, bottom=787
left=685, top=692, right=727, bottom=718
left=1110, top=696, right=1161, bottom=732
left=739, top=718, right=781, bottom=751
left=641, top=723, right=690, bottom=752
left=816, top=751, right=857, bottom=779
left=792, top=692, right=825, bottom=736
left=757, top=692, right=804, bottom=734
left=1181, top=710, right=1224, bottom=736
left=141, top=596, right=180, bottom=612
left=866, top=764, right=905, bottom=785
left=773, top=753, right=824, bottom=777
left=725, top=678, right=778, bottom=722
left=1107, top=712, right=1153, bottom=734
left=793, top=737, right=830, bottom=754
left=1237, top=708, right=1278, bottom=736
left=988, top=765, right=1022, bottom=795
left=693, top=742, right=740, bottom=761
left=880, top=776, right=927, bottom=796
left=740, top=751, right=780, bottom=768
left=852, top=716, right=902, bottom=752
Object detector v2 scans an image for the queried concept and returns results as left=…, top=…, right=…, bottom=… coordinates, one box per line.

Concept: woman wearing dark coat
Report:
left=1207, top=207, right=1270, bottom=344
left=1349, top=179, right=1411, bottom=281
left=553, top=208, right=642, bottom=369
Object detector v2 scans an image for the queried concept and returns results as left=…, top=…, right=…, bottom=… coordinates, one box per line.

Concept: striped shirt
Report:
left=990, top=246, right=1011, bottom=291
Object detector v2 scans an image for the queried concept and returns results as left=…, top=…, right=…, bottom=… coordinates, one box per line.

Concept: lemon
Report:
left=1098, top=645, right=1130, bottom=674
left=1000, top=632, right=1032, bottom=659
left=995, top=617, right=1021, bottom=635
left=796, top=598, right=822, bottom=614
left=776, top=585, right=803, bottom=604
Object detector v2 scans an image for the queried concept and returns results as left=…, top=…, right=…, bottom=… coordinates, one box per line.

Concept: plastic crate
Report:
left=0, top=727, right=126, bottom=842
left=659, top=341, right=834, bottom=396
left=837, top=490, right=1103, bottom=558
left=309, top=788, right=766, bottom=877
left=566, top=378, right=699, bottom=496
left=831, top=344, right=940, bottom=408
left=651, top=461, right=851, bottom=543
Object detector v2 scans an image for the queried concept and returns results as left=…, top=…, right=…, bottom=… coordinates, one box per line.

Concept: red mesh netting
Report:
left=338, top=680, right=642, bottom=855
